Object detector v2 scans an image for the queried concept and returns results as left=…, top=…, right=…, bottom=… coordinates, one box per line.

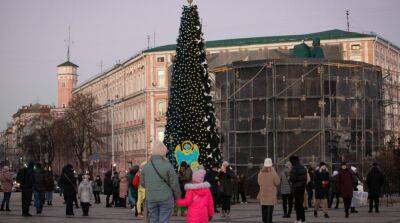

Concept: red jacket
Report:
left=176, top=182, right=214, bottom=223
left=338, top=168, right=354, bottom=198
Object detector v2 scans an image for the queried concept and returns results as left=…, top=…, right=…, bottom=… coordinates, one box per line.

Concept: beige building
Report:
left=69, top=29, right=400, bottom=171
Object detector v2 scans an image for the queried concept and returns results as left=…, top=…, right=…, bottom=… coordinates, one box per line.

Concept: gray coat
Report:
left=279, top=168, right=292, bottom=195
left=140, top=155, right=181, bottom=203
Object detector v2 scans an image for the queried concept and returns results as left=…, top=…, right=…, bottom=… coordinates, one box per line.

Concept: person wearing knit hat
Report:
left=258, top=158, right=280, bottom=223
left=140, top=140, right=181, bottom=223
left=176, top=169, right=214, bottom=223
left=78, top=174, right=93, bottom=216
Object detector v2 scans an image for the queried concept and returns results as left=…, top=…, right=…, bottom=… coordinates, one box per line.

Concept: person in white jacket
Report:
left=78, top=174, right=93, bottom=216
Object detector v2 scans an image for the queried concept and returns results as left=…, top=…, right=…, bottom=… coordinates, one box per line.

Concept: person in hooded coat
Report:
left=78, top=174, right=93, bottom=216
left=176, top=168, right=214, bottom=223
left=58, top=164, right=77, bottom=216
left=103, top=171, right=113, bottom=207
left=258, top=158, right=280, bottom=223
left=366, top=162, right=385, bottom=213
left=16, top=162, right=35, bottom=216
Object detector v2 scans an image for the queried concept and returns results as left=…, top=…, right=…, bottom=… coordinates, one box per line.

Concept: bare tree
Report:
left=63, top=93, right=102, bottom=172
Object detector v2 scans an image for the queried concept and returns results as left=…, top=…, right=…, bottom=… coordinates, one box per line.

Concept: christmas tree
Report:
left=164, top=2, right=222, bottom=170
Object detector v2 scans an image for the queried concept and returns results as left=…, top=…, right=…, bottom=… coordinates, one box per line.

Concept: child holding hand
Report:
left=176, top=167, right=214, bottom=223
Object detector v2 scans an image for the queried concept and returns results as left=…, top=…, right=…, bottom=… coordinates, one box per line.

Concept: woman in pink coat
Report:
left=0, top=166, right=13, bottom=211
left=119, top=171, right=128, bottom=208
left=176, top=168, right=214, bottom=223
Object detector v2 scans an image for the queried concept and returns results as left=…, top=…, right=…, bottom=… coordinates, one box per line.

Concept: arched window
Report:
left=157, top=101, right=166, bottom=116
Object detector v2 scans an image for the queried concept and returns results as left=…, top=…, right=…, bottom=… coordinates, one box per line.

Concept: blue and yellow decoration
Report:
left=174, top=140, right=200, bottom=169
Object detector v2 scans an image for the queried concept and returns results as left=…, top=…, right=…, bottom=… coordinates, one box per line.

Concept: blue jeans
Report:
left=147, top=197, right=174, bottom=223
left=45, top=191, right=53, bottom=202
left=1, top=192, right=11, bottom=209
left=34, top=191, right=44, bottom=213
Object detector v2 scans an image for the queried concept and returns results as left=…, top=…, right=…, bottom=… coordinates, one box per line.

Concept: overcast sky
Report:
left=1, top=0, right=399, bottom=130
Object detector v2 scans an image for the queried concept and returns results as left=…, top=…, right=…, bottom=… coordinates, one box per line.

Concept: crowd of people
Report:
left=0, top=141, right=389, bottom=223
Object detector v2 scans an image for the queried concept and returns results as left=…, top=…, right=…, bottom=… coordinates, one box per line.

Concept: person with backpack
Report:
left=58, top=164, right=77, bottom=216
left=289, top=156, right=308, bottom=223
left=140, top=141, right=181, bottom=223
left=279, top=161, right=293, bottom=218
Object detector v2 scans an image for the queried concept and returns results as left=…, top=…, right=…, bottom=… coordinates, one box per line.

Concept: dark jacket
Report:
left=219, top=169, right=234, bottom=196
left=103, top=171, right=113, bottom=195
left=16, top=165, right=35, bottom=191
left=314, top=168, right=330, bottom=199
left=290, top=163, right=308, bottom=189
left=238, top=175, right=247, bottom=193
left=112, top=174, right=120, bottom=194
left=205, top=169, right=220, bottom=194
left=306, top=168, right=315, bottom=191
left=331, top=174, right=339, bottom=194
left=366, top=166, right=385, bottom=194
left=58, top=165, right=77, bottom=197
left=338, top=168, right=354, bottom=198
left=33, top=168, right=47, bottom=192
left=44, top=171, right=55, bottom=192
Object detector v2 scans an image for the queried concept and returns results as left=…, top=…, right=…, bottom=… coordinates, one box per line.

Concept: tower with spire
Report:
left=57, top=27, right=78, bottom=108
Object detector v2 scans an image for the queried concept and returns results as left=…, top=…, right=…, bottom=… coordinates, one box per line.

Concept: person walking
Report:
left=78, top=174, right=93, bottom=216
left=238, top=173, right=247, bottom=204
left=313, top=162, right=330, bottom=218
left=127, top=165, right=139, bottom=213
left=103, top=171, right=113, bottom=207
left=174, top=161, right=192, bottom=217
left=350, top=166, right=360, bottom=213
left=16, top=162, right=35, bottom=217
left=33, top=164, right=46, bottom=215
left=205, top=164, right=220, bottom=213
left=279, top=161, right=293, bottom=218
left=176, top=167, right=215, bottom=223
left=366, top=162, right=385, bottom=213
left=58, top=164, right=77, bottom=216
left=306, top=167, right=315, bottom=209
left=133, top=162, right=146, bottom=218
left=219, top=161, right=234, bottom=220
left=44, top=168, right=54, bottom=206
left=338, top=162, right=354, bottom=218
left=119, top=171, right=128, bottom=208
left=289, top=155, right=308, bottom=223
left=112, top=172, right=120, bottom=207
left=140, top=141, right=181, bottom=223
left=92, top=175, right=102, bottom=204
left=329, top=170, right=340, bottom=209
left=258, top=158, right=280, bottom=223
left=0, top=166, right=13, bottom=212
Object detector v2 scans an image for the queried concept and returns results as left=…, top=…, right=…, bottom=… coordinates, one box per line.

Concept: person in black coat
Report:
left=205, top=164, right=220, bottom=213
left=306, top=167, right=315, bottom=208
left=103, top=171, right=113, bottom=207
left=289, top=155, right=308, bottom=223
left=16, top=162, right=35, bottom=217
left=33, top=164, right=46, bottom=214
left=112, top=172, right=120, bottom=207
left=58, top=164, right=77, bottom=216
left=313, top=162, right=330, bottom=218
left=366, top=163, right=385, bottom=213
left=44, top=169, right=54, bottom=206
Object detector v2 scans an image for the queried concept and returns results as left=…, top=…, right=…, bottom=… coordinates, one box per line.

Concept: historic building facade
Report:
left=69, top=29, right=399, bottom=171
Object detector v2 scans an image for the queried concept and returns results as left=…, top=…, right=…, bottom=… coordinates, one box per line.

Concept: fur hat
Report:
left=152, top=141, right=167, bottom=156
left=192, top=169, right=206, bottom=183
left=332, top=170, right=338, bottom=176
left=264, top=158, right=273, bottom=167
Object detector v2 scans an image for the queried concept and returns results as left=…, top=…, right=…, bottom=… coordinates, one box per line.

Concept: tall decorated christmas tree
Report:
left=164, top=1, right=222, bottom=170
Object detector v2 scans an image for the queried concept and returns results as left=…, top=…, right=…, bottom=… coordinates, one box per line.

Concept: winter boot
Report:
left=350, top=207, right=358, bottom=213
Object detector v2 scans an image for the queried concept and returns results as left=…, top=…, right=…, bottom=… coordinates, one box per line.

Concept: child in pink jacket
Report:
left=176, top=168, right=214, bottom=223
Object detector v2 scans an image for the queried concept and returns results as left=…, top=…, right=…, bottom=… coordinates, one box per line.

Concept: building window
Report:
left=351, top=44, right=361, bottom=50
left=62, top=81, right=66, bottom=87
left=157, top=127, right=165, bottom=142
left=156, top=56, right=165, bottom=62
left=157, top=70, right=166, bottom=87
left=157, top=101, right=166, bottom=116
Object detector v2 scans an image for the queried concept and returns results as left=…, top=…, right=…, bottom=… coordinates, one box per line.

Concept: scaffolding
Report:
left=213, top=58, right=400, bottom=176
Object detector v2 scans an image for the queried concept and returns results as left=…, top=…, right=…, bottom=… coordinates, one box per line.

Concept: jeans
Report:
left=261, top=205, right=274, bottom=223
left=307, top=189, right=314, bottom=207
left=294, top=187, right=306, bottom=222
left=329, top=192, right=340, bottom=208
left=34, top=191, right=44, bottom=213
left=81, top=202, right=90, bottom=215
left=45, top=191, right=53, bottom=202
left=147, top=197, right=174, bottom=223
left=1, top=192, right=11, bottom=209
left=22, top=189, right=33, bottom=215
left=369, top=192, right=380, bottom=212
left=93, top=191, right=101, bottom=203
left=282, top=193, right=293, bottom=216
